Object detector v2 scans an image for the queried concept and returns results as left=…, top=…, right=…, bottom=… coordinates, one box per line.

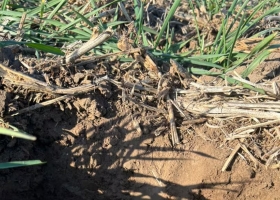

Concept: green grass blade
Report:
left=229, top=32, right=275, bottom=71
left=0, top=160, right=46, bottom=169
left=252, top=28, right=280, bottom=37
left=43, top=19, right=65, bottom=26
left=249, top=32, right=277, bottom=56
left=28, top=0, right=62, bottom=16
left=40, top=0, right=47, bottom=18
left=0, top=41, right=23, bottom=47
left=169, top=27, right=175, bottom=51
left=164, top=22, right=170, bottom=53
left=154, top=0, right=180, bottom=48
left=0, top=127, right=36, bottom=141
left=241, top=50, right=271, bottom=78
left=42, top=0, right=67, bottom=27
left=69, top=29, right=91, bottom=37
left=178, top=50, right=194, bottom=57
left=80, top=1, right=91, bottom=14
left=134, top=0, right=144, bottom=35
left=143, top=26, right=157, bottom=35
left=227, top=13, right=246, bottom=67
left=90, top=0, right=96, bottom=9
left=0, top=10, right=24, bottom=17
left=183, top=58, right=223, bottom=69
left=187, top=0, right=203, bottom=53
left=151, top=50, right=193, bottom=59
left=226, top=0, right=252, bottom=36
left=189, top=54, right=228, bottom=59
left=54, top=0, right=120, bottom=36
left=211, top=0, right=239, bottom=56
left=113, top=5, right=118, bottom=21
left=190, top=67, right=222, bottom=75
left=71, top=7, right=94, bottom=28
left=1, top=0, right=9, bottom=11
left=268, top=44, right=280, bottom=50
left=227, top=53, right=248, bottom=71
left=26, top=43, right=65, bottom=55
left=169, top=40, right=190, bottom=53
left=237, top=1, right=280, bottom=37
left=101, top=20, right=128, bottom=29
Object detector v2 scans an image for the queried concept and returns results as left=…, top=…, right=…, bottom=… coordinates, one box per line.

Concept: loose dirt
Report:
left=0, top=59, right=280, bottom=199
left=1, top=101, right=280, bottom=200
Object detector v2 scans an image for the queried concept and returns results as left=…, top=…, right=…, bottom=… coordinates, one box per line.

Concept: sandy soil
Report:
left=0, top=77, right=280, bottom=200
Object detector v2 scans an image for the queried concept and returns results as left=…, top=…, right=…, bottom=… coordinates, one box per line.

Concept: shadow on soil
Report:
left=0, top=99, right=245, bottom=200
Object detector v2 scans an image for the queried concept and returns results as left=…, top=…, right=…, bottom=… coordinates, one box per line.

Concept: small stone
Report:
left=73, top=73, right=84, bottom=83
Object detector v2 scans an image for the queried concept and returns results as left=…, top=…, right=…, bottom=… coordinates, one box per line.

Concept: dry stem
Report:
left=167, top=95, right=180, bottom=146
left=65, top=28, right=114, bottom=63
